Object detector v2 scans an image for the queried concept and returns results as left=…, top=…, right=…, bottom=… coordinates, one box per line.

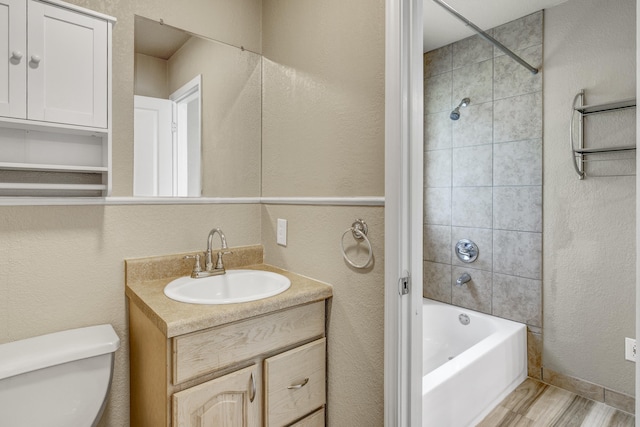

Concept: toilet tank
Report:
left=0, top=324, right=120, bottom=427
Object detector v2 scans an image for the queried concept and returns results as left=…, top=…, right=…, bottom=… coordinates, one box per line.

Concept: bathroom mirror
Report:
left=133, top=16, right=262, bottom=197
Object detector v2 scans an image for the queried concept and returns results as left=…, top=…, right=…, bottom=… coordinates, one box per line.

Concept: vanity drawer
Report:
left=264, top=338, right=326, bottom=427
left=173, top=302, right=325, bottom=384
left=291, top=408, right=325, bottom=427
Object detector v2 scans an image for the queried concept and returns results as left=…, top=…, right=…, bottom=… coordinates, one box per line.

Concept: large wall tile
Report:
left=492, top=11, right=543, bottom=55
left=452, top=187, right=492, bottom=229
left=452, top=102, right=493, bottom=148
left=424, top=225, right=452, bottom=264
left=424, top=261, right=452, bottom=303
left=493, top=273, right=542, bottom=326
left=494, top=92, right=542, bottom=143
left=494, top=45, right=542, bottom=100
left=425, top=111, right=452, bottom=150
left=494, top=139, right=542, bottom=186
left=493, top=230, right=542, bottom=279
left=453, top=144, right=492, bottom=187
left=424, top=45, right=452, bottom=78
left=493, top=186, right=542, bottom=232
left=425, top=149, right=452, bottom=187
left=452, top=59, right=493, bottom=106
left=452, top=226, right=493, bottom=271
left=452, top=266, right=492, bottom=314
left=452, top=33, right=493, bottom=69
left=425, top=72, right=452, bottom=114
left=425, top=187, right=451, bottom=226
left=423, top=12, right=543, bottom=336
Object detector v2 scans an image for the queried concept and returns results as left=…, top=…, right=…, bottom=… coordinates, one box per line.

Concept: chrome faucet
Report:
left=185, top=228, right=232, bottom=278
left=206, top=228, right=228, bottom=271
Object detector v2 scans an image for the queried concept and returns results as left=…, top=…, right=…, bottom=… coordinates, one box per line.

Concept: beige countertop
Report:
left=125, top=246, right=333, bottom=337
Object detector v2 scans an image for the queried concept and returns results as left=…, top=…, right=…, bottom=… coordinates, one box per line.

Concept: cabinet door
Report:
left=173, top=364, right=261, bottom=427
left=27, top=0, right=107, bottom=128
left=0, top=0, right=26, bottom=118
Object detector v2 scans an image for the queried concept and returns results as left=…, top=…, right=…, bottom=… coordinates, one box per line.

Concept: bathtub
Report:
left=422, top=298, right=527, bottom=427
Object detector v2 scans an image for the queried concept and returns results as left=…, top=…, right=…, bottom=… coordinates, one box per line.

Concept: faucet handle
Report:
left=184, top=254, right=202, bottom=276
left=215, top=250, right=233, bottom=270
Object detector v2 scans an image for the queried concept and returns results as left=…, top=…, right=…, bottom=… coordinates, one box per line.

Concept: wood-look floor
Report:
left=477, top=378, right=635, bottom=427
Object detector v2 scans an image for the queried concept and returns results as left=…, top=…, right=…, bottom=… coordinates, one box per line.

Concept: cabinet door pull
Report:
left=11, top=51, right=23, bottom=60
left=287, top=377, right=309, bottom=390
left=249, top=372, right=256, bottom=403
left=30, top=55, right=41, bottom=64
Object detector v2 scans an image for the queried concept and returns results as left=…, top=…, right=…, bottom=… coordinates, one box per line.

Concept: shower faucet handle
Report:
left=455, top=239, right=479, bottom=263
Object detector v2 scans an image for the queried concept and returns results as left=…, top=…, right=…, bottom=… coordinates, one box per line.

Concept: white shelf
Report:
left=0, top=183, right=107, bottom=191
left=0, top=116, right=109, bottom=136
left=0, top=162, right=108, bottom=173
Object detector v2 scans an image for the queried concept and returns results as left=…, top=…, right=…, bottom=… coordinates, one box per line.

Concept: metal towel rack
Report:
left=570, top=89, right=636, bottom=179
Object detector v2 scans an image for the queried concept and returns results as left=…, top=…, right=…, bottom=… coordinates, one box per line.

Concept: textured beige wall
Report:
left=261, top=0, right=385, bottom=197
left=544, top=0, right=636, bottom=395
left=0, top=204, right=261, bottom=427
left=262, top=205, right=384, bottom=426
left=260, top=0, right=385, bottom=424
left=168, top=37, right=261, bottom=197
left=134, top=53, right=168, bottom=98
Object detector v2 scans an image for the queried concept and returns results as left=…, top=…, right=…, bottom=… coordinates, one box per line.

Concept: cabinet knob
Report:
left=30, top=55, right=41, bottom=64
left=11, top=51, right=23, bottom=60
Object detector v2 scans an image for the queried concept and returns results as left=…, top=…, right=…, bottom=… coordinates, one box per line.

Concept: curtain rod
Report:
left=431, top=0, right=539, bottom=75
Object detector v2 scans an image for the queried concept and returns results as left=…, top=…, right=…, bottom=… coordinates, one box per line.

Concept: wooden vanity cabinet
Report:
left=129, top=301, right=328, bottom=427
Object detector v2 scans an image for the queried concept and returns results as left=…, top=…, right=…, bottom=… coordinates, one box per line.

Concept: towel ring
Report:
left=341, top=219, right=373, bottom=269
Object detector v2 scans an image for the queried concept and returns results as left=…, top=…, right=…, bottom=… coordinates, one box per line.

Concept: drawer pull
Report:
left=249, top=372, right=256, bottom=402
left=287, top=377, right=310, bottom=390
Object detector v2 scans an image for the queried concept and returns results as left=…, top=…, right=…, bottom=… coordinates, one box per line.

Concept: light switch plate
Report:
left=277, top=218, right=287, bottom=246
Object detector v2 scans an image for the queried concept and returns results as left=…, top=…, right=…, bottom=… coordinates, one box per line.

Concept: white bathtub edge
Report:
left=422, top=298, right=528, bottom=427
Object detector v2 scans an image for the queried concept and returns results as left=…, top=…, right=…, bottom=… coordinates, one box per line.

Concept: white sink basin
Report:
left=164, top=269, right=291, bottom=305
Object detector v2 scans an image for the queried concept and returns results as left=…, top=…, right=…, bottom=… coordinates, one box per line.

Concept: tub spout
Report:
left=456, top=273, right=472, bottom=287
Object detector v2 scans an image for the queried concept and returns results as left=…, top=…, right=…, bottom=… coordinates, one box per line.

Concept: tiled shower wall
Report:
left=422, top=12, right=543, bottom=375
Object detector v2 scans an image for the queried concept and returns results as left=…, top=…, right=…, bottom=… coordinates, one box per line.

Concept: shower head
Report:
left=450, top=97, right=470, bottom=120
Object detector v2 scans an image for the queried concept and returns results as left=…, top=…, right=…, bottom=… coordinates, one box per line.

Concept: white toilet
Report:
left=0, top=324, right=120, bottom=427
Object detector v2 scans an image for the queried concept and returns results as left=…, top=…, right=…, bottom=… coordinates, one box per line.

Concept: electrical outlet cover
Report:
left=625, top=337, right=636, bottom=362
left=277, top=218, right=287, bottom=246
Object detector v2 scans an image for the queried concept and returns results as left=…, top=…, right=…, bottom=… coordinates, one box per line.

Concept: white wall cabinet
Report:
left=0, top=0, right=114, bottom=197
